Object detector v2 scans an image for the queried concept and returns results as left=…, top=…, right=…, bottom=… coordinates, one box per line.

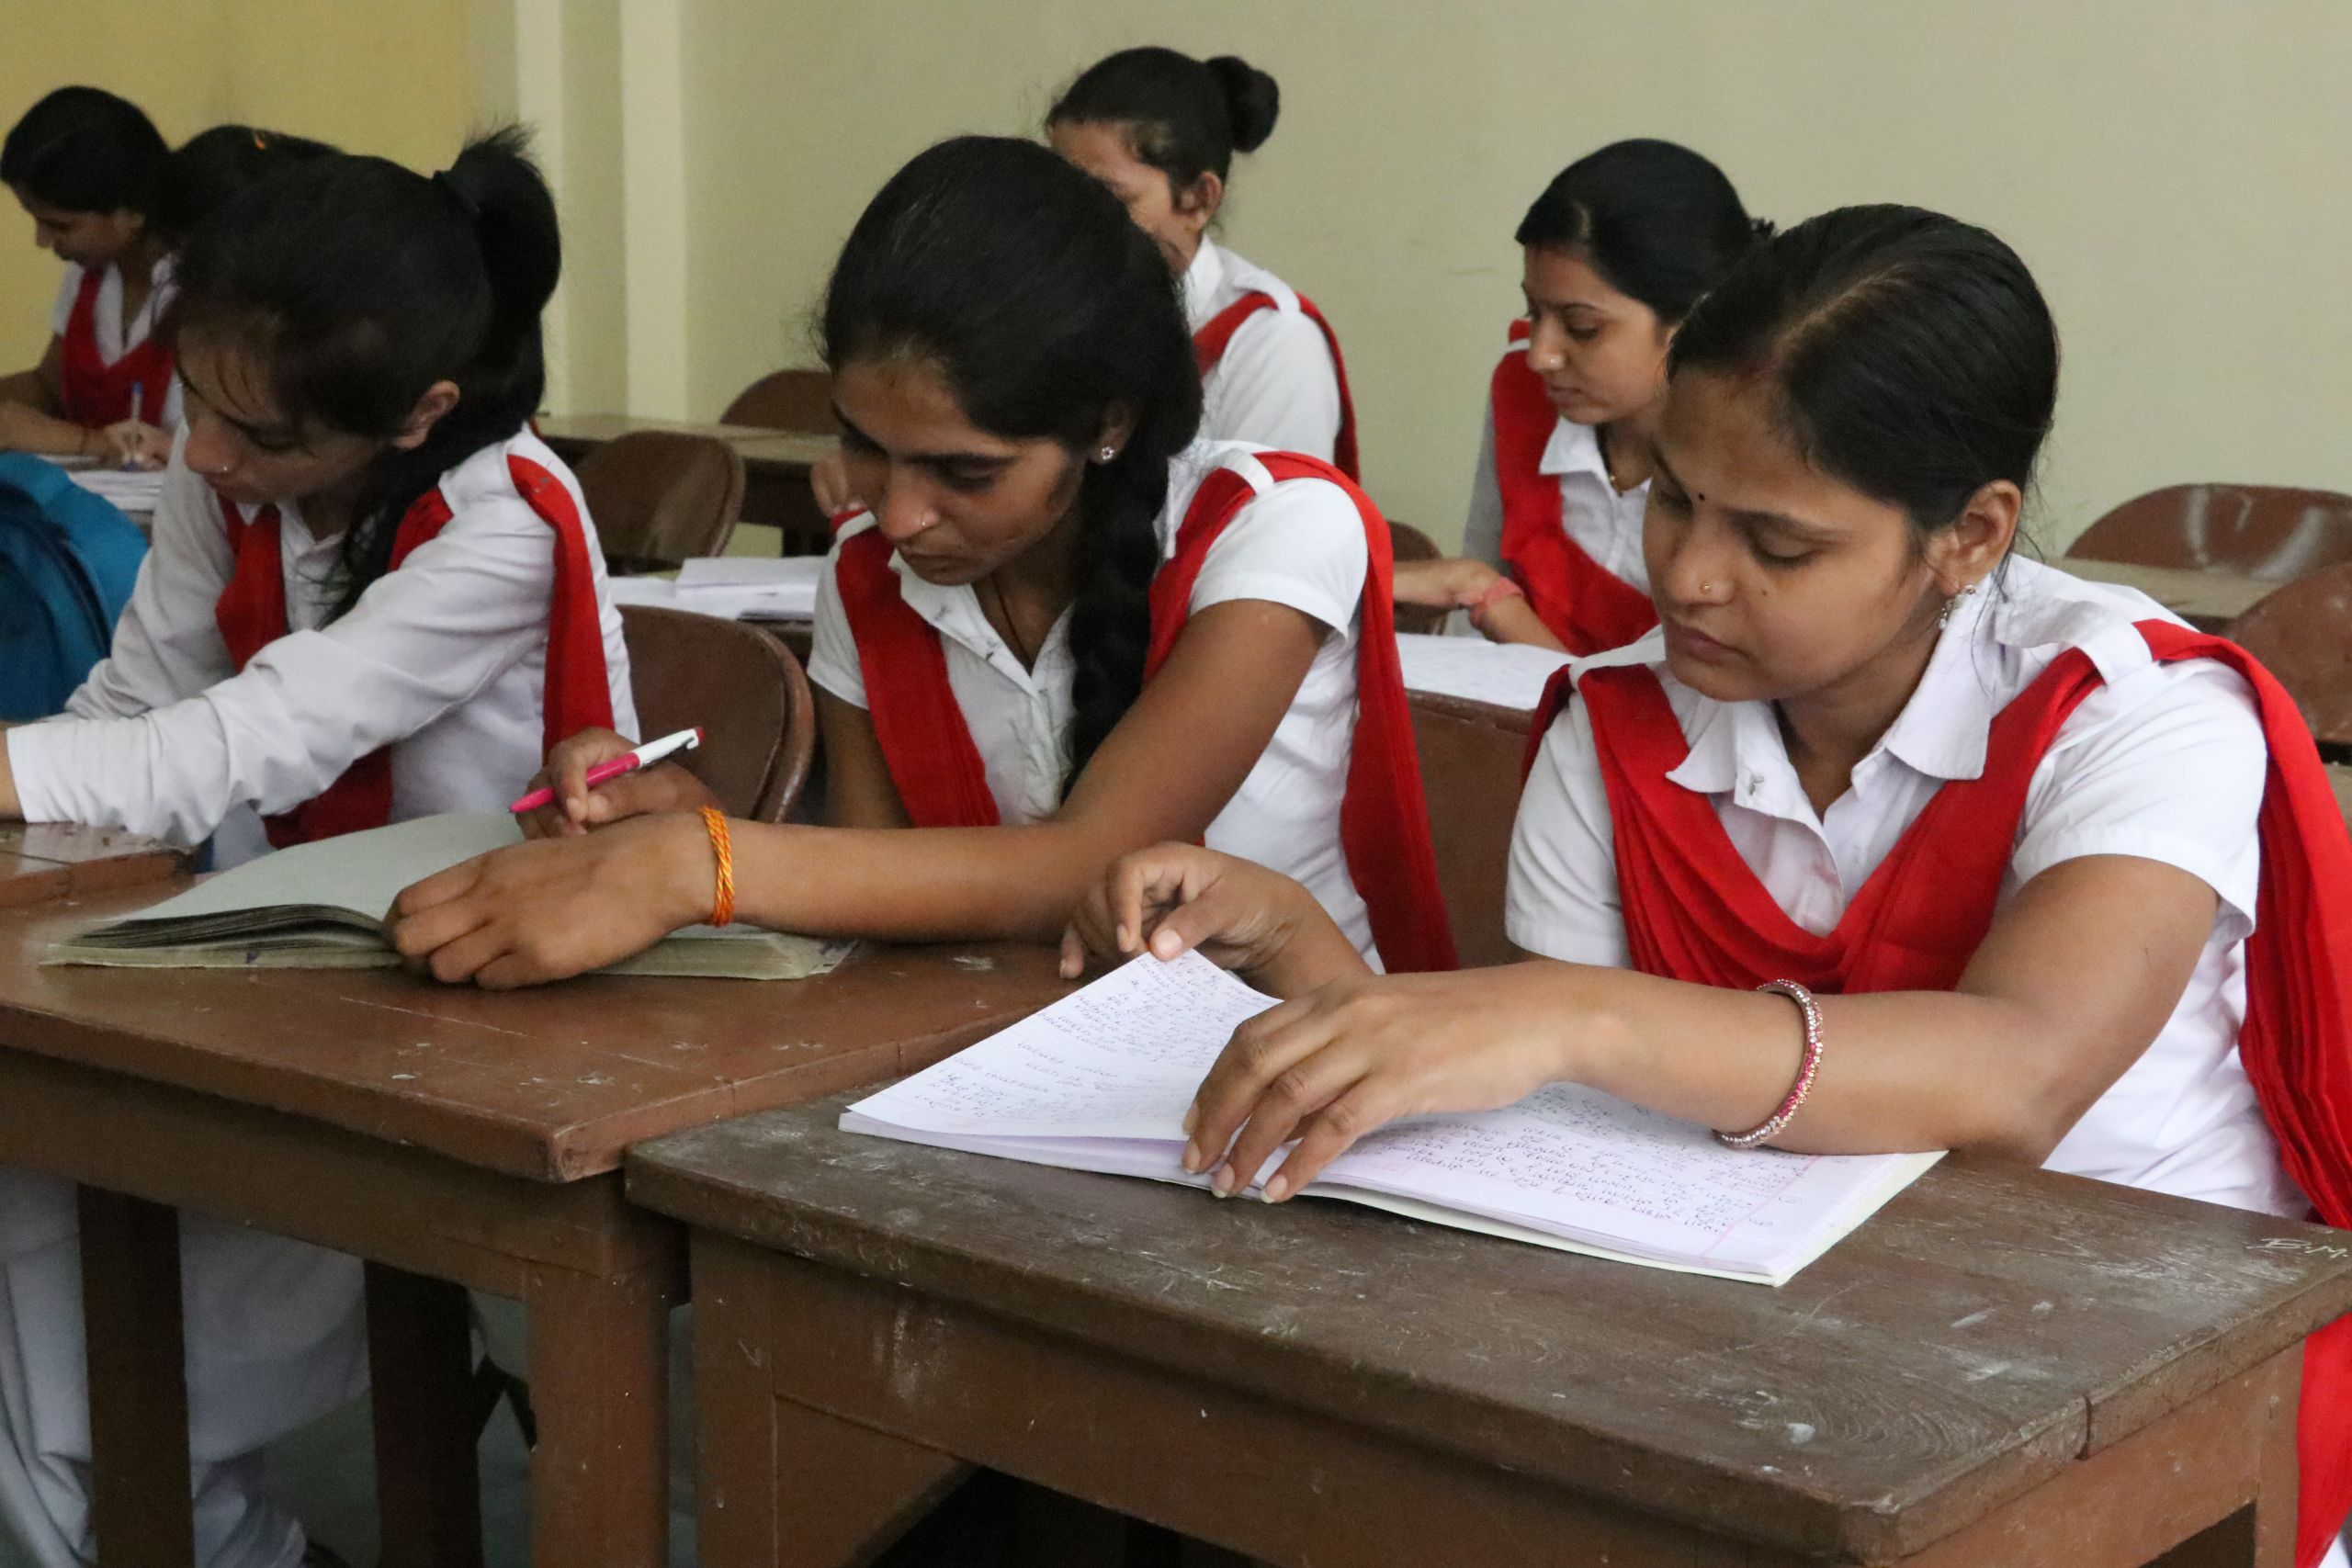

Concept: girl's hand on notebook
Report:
left=1182, top=964, right=1573, bottom=1201
left=1392, top=557, right=1504, bottom=608
left=389, top=812, right=713, bottom=987
left=520, top=727, right=720, bottom=838
left=1059, top=844, right=1367, bottom=995
left=100, top=419, right=170, bottom=469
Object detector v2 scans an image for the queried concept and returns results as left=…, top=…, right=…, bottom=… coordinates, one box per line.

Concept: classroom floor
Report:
left=0, top=1300, right=702, bottom=1568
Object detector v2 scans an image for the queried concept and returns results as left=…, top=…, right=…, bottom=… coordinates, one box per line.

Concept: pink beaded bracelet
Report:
left=1716, top=979, right=1825, bottom=1149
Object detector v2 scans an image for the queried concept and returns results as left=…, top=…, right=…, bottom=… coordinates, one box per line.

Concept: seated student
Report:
left=0, top=86, right=175, bottom=468
left=0, top=130, right=632, bottom=1568
left=1396, top=140, right=1764, bottom=655
left=1069, top=206, right=2352, bottom=1568
left=153, top=123, right=338, bottom=251
left=387, top=135, right=1452, bottom=987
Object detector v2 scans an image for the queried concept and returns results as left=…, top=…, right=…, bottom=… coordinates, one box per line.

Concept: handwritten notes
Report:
left=1395, top=633, right=1570, bottom=712
left=844, top=953, right=1939, bottom=1284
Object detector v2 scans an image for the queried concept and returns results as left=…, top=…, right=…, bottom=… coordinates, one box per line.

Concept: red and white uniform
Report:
left=1183, top=240, right=1358, bottom=479
left=49, top=258, right=180, bottom=429
left=0, top=427, right=634, bottom=1568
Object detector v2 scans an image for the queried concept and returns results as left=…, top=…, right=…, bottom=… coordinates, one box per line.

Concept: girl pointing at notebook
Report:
left=1073, top=207, right=2352, bottom=1568
left=390, top=135, right=1451, bottom=985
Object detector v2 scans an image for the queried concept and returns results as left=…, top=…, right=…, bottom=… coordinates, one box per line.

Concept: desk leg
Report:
left=526, top=1262, right=674, bottom=1568
left=76, top=1186, right=195, bottom=1568
left=367, top=1262, right=485, bottom=1568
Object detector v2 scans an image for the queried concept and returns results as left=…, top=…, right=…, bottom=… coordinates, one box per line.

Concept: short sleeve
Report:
left=49, top=265, right=80, bottom=336
left=805, top=534, right=868, bottom=709
left=1503, top=693, right=1631, bottom=965
left=1186, top=474, right=1367, bottom=636
left=2013, top=657, right=2266, bottom=942
left=1204, top=309, right=1342, bottom=461
left=1461, top=405, right=1504, bottom=568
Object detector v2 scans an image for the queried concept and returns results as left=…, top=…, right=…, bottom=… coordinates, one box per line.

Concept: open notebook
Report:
left=49, top=812, right=848, bottom=981
left=843, top=951, right=1940, bottom=1285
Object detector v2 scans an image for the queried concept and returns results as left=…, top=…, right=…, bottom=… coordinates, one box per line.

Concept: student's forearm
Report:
left=1477, top=595, right=1567, bottom=651
left=1543, top=963, right=2082, bottom=1158
left=728, top=818, right=1159, bottom=944
left=0, top=402, right=96, bottom=457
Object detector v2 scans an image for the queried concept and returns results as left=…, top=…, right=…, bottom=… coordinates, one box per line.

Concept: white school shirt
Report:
left=1461, top=399, right=1649, bottom=592
left=48, top=257, right=185, bottom=427
left=807, top=440, right=1376, bottom=962
left=6, top=428, right=638, bottom=857
left=1182, top=239, right=1343, bottom=464
left=1506, top=556, right=2297, bottom=1217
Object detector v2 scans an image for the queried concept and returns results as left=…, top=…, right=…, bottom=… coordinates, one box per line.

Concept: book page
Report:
left=676, top=556, right=823, bottom=620
left=844, top=951, right=1272, bottom=1138
left=1396, top=633, right=1570, bottom=712
left=114, top=813, right=525, bottom=926
left=68, top=467, right=164, bottom=513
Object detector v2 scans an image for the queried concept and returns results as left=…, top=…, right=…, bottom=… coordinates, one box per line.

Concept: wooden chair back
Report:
left=2065, top=484, right=2352, bottom=581
left=1388, top=520, right=1450, bottom=637
left=2225, top=563, right=2352, bottom=748
left=721, top=369, right=834, bottom=434
left=1408, top=694, right=1528, bottom=967
left=577, top=431, right=745, bottom=574
left=620, top=604, right=815, bottom=823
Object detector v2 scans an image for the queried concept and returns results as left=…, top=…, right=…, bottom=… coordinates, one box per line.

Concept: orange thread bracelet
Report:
left=698, top=806, right=735, bottom=927
left=1468, top=574, right=1525, bottom=631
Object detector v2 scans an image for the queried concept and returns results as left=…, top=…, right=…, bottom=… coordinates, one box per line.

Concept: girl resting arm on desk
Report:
left=1070, top=206, right=2352, bottom=1568
left=390, top=135, right=1453, bottom=987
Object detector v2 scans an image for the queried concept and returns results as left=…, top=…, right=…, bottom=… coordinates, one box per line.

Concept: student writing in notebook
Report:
left=389, top=135, right=1452, bottom=986
left=1395, top=140, right=1765, bottom=654
left=0, top=131, right=633, bottom=1568
left=810, top=48, right=1356, bottom=516
left=0, top=86, right=176, bottom=468
left=1071, top=206, right=2352, bottom=1568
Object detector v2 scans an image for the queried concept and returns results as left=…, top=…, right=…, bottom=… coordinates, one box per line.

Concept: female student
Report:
left=387, top=135, right=1452, bottom=989
left=1049, top=46, right=1357, bottom=474
left=1070, top=207, right=2352, bottom=1568
left=0, top=86, right=175, bottom=468
left=153, top=123, right=339, bottom=251
left=1395, top=140, right=1763, bottom=655
left=0, top=131, right=632, bottom=1568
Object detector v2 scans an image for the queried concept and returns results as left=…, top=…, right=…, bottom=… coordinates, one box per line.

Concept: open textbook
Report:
left=843, top=952, right=1939, bottom=1285
left=1394, top=632, right=1571, bottom=712
left=606, top=558, right=823, bottom=624
left=49, top=812, right=848, bottom=981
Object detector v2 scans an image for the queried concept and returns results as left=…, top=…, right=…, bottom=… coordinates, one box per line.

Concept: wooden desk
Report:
left=2059, top=557, right=2276, bottom=631
left=1408, top=690, right=1532, bottom=968
left=537, top=413, right=837, bottom=552
left=0, top=888, right=1069, bottom=1568
left=0, top=822, right=186, bottom=908
left=634, top=1099, right=2352, bottom=1568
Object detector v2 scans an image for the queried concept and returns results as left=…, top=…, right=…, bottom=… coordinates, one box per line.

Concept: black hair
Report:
left=1515, top=139, right=1767, bottom=325
left=821, top=135, right=1202, bottom=787
left=1, top=86, right=169, bottom=218
left=1668, top=204, right=2059, bottom=538
left=153, top=125, right=339, bottom=248
left=1047, top=47, right=1280, bottom=200
left=168, top=127, right=560, bottom=616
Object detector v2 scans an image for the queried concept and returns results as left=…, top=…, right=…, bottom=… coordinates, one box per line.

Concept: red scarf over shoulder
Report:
left=834, top=452, right=1455, bottom=973
left=213, top=453, right=615, bottom=847
left=1194, top=292, right=1361, bottom=481
left=1529, top=621, right=2352, bottom=1566
left=1491, top=319, right=1657, bottom=655
left=57, top=268, right=172, bottom=428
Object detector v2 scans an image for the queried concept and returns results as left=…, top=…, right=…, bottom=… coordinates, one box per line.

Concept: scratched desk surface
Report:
left=635, top=1100, right=2352, bottom=1563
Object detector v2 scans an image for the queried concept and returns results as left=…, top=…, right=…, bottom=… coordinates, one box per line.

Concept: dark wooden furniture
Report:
left=2225, top=563, right=2352, bottom=750
left=0, top=887, right=1069, bottom=1568
left=620, top=604, right=816, bottom=823
left=634, top=1097, right=2352, bottom=1568
left=721, top=369, right=833, bottom=435
left=576, top=429, right=746, bottom=573
left=539, top=415, right=835, bottom=554
left=1386, top=520, right=1450, bottom=637
left=1408, top=689, right=1530, bottom=968
left=2057, top=556, right=2274, bottom=632
left=0, top=821, right=186, bottom=908
left=2066, top=484, right=2352, bottom=581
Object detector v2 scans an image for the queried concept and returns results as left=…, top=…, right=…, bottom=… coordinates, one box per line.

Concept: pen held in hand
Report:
left=509, top=727, right=704, bottom=815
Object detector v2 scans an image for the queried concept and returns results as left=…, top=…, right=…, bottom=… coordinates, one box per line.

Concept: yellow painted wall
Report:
left=671, top=0, right=2352, bottom=549
left=0, top=0, right=481, bottom=370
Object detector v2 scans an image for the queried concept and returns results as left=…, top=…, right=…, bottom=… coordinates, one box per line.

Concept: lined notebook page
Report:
left=1395, top=633, right=1570, bottom=711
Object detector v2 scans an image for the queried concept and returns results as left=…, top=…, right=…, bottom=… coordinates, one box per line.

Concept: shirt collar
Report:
left=1538, top=415, right=1605, bottom=479
left=886, top=548, right=1069, bottom=691
left=1181, top=240, right=1224, bottom=331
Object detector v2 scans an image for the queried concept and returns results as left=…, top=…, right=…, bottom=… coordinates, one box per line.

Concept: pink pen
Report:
left=510, top=727, right=703, bottom=814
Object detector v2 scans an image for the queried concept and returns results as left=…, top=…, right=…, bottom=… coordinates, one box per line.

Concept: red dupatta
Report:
left=835, top=452, right=1456, bottom=972
left=214, top=454, right=614, bottom=847
left=57, top=268, right=172, bottom=428
left=1491, top=319, right=1657, bottom=655
left=1193, top=291, right=1361, bottom=480
left=1531, top=621, right=2352, bottom=1565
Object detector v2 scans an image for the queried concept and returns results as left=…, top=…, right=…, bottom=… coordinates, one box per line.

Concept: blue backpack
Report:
left=0, top=454, right=149, bottom=720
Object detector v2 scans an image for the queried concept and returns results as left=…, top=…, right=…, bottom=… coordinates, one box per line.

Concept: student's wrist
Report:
left=655, top=810, right=726, bottom=929
left=1510, top=958, right=1629, bottom=1089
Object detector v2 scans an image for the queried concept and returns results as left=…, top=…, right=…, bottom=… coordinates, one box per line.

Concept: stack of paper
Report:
left=51, top=813, right=848, bottom=981
left=1396, top=632, right=1571, bottom=712
left=674, top=557, right=824, bottom=622
left=67, top=467, right=164, bottom=515
left=843, top=952, right=1939, bottom=1285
